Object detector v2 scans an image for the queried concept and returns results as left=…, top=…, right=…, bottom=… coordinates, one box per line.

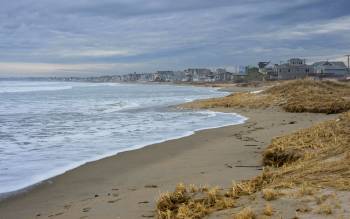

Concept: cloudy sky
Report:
left=1, top=0, right=350, bottom=76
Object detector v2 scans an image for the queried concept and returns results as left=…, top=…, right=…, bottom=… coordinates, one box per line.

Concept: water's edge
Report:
left=0, top=110, right=247, bottom=201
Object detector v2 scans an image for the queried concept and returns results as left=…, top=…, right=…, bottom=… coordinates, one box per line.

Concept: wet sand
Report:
left=0, top=108, right=335, bottom=219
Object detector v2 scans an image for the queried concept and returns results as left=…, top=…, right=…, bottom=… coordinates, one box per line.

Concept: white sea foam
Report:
left=0, top=81, right=245, bottom=195
left=0, top=85, right=73, bottom=93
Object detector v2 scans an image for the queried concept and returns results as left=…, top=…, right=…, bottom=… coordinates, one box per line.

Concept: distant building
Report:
left=245, top=66, right=264, bottom=81
left=257, top=62, right=275, bottom=80
left=173, top=71, right=187, bottom=82
left=312, top=61, right=348, bottom=78
left=185, top=68, right=212, bottom=82
left=154, top=71, right=174, bottom=82
left=273, top=58, right=311, bottom=80
left=215, top=68, right=232, bottom=81
left=232, top=73, right=247, bottom=83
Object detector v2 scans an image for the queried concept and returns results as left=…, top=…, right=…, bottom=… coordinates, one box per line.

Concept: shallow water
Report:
left=0, top=81, right=246, bottom=194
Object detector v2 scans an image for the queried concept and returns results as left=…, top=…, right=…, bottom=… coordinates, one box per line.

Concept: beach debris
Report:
left=141, top=213, right=155, bottom=218
left=263, top=203, right=274, bottom=216
left=296, top=206, right=311, bottom=213
left=107, top=198, right=122, bottom=203
left=244, top=144, right=258, bottom=147
left=225, top=163, right=233, bottom=168
left=242, top=137, right=258, bottom=142
left=233, top=207, right=256, bottom=219
left=94, top=194, right=99, bottom=198
left=63, top=204, right=71, bottom=209
left=144, top=184, right=158, bottom=188
left=82, top=207, right=91, bottom=212
left=138, top=201, right=150, bottom=204
left=262, top=188, right=279, bottom=201
left=235, top=165, right=262, bottom=168
left=48, top=212, right=64, bottom=217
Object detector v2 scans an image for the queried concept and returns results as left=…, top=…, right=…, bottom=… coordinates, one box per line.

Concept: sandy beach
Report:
left=0, top=107, right=335, bottom=219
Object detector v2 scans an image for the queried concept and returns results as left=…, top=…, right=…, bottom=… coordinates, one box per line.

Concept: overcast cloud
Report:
left=1, top=0, right=350, bottom=76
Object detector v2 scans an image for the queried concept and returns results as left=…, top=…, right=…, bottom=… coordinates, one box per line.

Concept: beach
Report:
left=0, top=107, right=335, bottom=219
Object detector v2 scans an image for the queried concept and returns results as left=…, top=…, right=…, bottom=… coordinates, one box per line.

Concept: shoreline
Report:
left=0, top=107, right=335, bottom=219
left=0, top=110, right=247, bottom=200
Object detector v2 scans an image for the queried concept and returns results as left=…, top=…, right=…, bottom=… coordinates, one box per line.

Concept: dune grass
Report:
left=156, top=111, right=350, bottom=218
left=181, top=80, right=350, bottom=114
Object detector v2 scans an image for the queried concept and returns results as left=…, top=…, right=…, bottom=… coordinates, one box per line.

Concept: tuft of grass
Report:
left=263, top=203, right=274, bottom=216
left=262, top=189, right=279, bottom=201
left=298, top=184, right=315, bottom=197
left=263, top=111, right=350, bottom=168
left=233, top=207, right=256, bottom=219
left=181, top=80, right=350, bottom=114
left=317, top=204, right=333, bottom=215
left=156, top=184, right=234, bottom=219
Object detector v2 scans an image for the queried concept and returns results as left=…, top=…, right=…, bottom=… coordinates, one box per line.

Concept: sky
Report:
left=1, top=0, right=350, bottom=76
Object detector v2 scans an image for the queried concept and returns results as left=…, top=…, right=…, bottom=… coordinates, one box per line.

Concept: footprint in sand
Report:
left=225, top=163, right=233, bottom=168
left=82, top=207, right=91, bottom=213
left=63, top=204, right=71, bottom=210
left=48, top=212, right=64, bottom=217
left=107, top=198, right=122, bottom=203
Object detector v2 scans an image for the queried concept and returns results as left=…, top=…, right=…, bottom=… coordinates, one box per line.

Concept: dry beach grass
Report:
left=158, top=80, right=350, bottom=218
left=181, top=80, right=350, bottom=114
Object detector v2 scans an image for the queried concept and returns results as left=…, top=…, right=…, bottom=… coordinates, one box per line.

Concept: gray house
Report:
left=215, top=68, right=233, bottom=81
left=185, top=68, right=212, bottom=82
left=273, top=58, right=312, bottom=80
left=312, top=61, right=348, bottom=78
left=153, top=71, right=175, bottom=82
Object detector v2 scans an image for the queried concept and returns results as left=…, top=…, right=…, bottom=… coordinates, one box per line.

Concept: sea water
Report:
left=0, top=81, right=246, bottom=195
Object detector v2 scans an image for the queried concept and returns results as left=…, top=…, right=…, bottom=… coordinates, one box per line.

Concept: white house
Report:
left=273, top=58, right=312, bottom=80
left=312, top=61, right=348, bottom=78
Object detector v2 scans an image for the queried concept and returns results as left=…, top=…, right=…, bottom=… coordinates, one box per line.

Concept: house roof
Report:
left=312, top=61, right=347, bottom=68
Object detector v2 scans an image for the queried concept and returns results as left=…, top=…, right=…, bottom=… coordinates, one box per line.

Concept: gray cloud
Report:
left=0, top=0, right=349, bottom=76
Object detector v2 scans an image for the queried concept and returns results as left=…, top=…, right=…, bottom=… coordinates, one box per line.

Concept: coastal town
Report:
left=52, top=57, right=350, bottom=84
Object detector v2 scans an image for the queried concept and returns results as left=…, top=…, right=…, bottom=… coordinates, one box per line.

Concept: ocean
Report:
left=0, top=81, right=246, bottom=195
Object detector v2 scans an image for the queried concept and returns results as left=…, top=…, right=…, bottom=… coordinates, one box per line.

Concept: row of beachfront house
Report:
left=56, top=58, right=348, bottom=83
left=118, top=58, right=349, bottom=83
left=259, top=58, right=349, bottom=80
left=116, top=68, right=247, bottom=83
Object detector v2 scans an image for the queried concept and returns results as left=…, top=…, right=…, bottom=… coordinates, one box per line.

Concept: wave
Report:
left=0, top=111, right=247, bottom=196
left=0, top=86, right=73, bottom=93
left=0, top=81, right=123, bottom=94
left=0, top=82, right=246, bottom=197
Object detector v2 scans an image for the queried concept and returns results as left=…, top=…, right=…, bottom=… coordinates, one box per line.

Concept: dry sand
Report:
left=0, top=108, right=335, bottom=219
